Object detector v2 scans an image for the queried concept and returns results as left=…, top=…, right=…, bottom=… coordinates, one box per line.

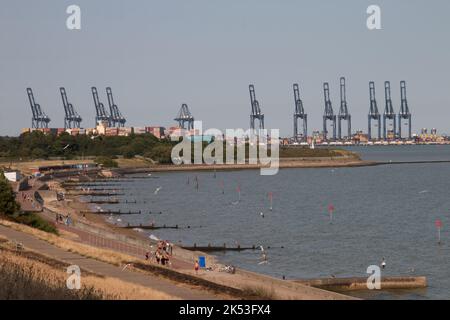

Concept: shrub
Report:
left=12, top=213, right=59, bottom=235
left=0, top=171, right=20, bottom=216
left=94, top=157, right=118, bottom=168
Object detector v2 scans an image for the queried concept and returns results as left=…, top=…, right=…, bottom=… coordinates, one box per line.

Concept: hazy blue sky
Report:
left=1, top=0, right=449, bottom=136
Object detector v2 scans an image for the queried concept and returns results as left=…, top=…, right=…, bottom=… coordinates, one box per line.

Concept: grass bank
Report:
left=0, top=241, right=175, bottom=300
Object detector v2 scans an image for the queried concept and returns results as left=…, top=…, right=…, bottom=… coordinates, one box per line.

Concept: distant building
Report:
left=4, top=171, right=22, bottom=182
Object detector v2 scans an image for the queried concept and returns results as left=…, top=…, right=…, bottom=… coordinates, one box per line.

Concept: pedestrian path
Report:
left=0, top=224, right=219, bottom=300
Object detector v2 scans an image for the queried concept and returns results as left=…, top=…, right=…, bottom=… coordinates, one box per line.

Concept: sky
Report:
left=1, top=0, right=449, bottom=136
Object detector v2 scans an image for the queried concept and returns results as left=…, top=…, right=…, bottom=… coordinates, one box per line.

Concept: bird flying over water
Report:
left=154, top=186, right=162, bottom=195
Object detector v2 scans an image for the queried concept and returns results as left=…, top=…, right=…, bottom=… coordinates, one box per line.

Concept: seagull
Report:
left=116, top=218, right=122, bottom=222
left=381, top=257, right=386, bottom=269
left=154, top=186, right=162, bottom=195
left=418, top=190, right=429, bottom=194
left=258, top=246, right=268, bottom=265
left=260, top=212, right=265, bottom=218
left=148, top=173, right=152, bottom=176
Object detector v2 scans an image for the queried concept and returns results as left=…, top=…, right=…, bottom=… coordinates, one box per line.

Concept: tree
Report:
left=0, top=171, right=20, bottom=216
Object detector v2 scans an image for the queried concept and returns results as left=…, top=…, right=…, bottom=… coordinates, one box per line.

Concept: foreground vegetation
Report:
left=0, top=240, right=175, bottom=300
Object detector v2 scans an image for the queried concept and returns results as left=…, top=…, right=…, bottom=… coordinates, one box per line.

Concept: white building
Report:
left=4, top=171, right=22, bottom=182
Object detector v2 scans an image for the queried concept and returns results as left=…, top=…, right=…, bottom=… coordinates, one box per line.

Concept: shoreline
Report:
left=113, top=158, right=375, bottom=175
left=32, top=174, right=355, bottom=299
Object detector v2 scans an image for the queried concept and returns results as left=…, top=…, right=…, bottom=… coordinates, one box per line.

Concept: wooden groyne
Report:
left=181, top=244, right=285, bottom=252
left=69, top=192, right=125, bottom=196
left=81, top=210, right=162, bottom=215
left=122, top=224, right=180, bottom=230
left=63, top=183, right=120, bottom=187
left=120, top=223, right=201, bottom=230
left=65, top=187, right=124, bottom=191
left=294, top=276, right=427, bottom=291
left=86, top=200, right=120, bottom=204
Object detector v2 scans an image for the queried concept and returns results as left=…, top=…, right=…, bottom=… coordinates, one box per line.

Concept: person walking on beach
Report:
left=194, top=260, right=199, bottom=274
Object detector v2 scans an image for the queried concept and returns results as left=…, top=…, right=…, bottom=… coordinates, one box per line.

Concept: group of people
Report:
left=145, top=240, right=173, bottom=266
left=55, top=212, right=72, bottom=226
left=19, top=192, right=39, bottom=210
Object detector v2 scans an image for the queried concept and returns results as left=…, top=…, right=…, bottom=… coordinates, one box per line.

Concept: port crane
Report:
left=26, top=88, right=51, bottom=129
left=383, top=81, right=396, bottom=140
left=249, top=84, right=265, bottom=130
left=323, top=82, right=336, bottom=140
left=338, top=77, right=351, bottom=140
left=293, top=83, right=307, bottom=141
left=91, top=87, right=110, bottom=126
left=106, top=87, right=126, bottom=127
left=368, top=81, right=381, bottom=140
left=174, top=104, right=194, bottom=130
left=398, top=81, right=412, bottom=140
left=60, top=87, right=82, bottom=129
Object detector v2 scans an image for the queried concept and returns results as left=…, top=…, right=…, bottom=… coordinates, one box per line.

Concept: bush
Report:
left=94, top=157, right=118, bottom=168
left=144, top=145, right=173, bottom=164
left=0, top=171, right=20, bottom=216
left=12, top=213, right=59, bottom=235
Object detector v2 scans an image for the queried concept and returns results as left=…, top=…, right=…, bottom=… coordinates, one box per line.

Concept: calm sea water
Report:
left=98, top=145, right=450, bottom=299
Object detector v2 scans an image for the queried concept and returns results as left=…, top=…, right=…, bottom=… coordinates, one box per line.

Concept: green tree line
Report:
left=0, top=131, right=175, bottom=163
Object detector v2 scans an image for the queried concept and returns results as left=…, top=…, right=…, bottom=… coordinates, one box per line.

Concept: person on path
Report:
left=194, top=260, right=199, bottom=274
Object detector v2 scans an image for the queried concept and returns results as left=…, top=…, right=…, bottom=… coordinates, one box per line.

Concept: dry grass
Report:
left=115, top=158, right=152, bottom=168
left=0, top=219, right=141, bottom=266
left=241, top=285, right=277, bottom=300
left=0, top=249, right=175, bottom=300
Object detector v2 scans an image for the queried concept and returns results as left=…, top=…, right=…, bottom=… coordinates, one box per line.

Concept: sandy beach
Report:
left=2, top=159, right=360, bottom=300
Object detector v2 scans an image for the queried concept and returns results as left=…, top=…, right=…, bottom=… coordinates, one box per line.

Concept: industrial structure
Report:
left=249, top=84, right=265, bottom=130
left=322, top=82, right=336, bottom=140
left=293, top=83, right=307, bottom=141
left=383, top=81, right=396, bottom=140
left=398, top=81, right=412, bottom=139
left=91, top=87, right=110, bottom=126
left=60, top=87, right=82, bottom=129
left=26, top=88, right=51, bottom=129
left=174, top=104, right=194, bottom=130
left=22, top=79, right=419, bottom=144
left=368, top=81, right=381, bottom=140
left=337, top=77, right=351, bottom=140
left=106, top=87, right=126, bottom=127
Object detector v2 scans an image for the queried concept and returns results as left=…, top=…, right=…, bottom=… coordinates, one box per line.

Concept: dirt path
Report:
left=0, top=224, right=221, bottom=300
